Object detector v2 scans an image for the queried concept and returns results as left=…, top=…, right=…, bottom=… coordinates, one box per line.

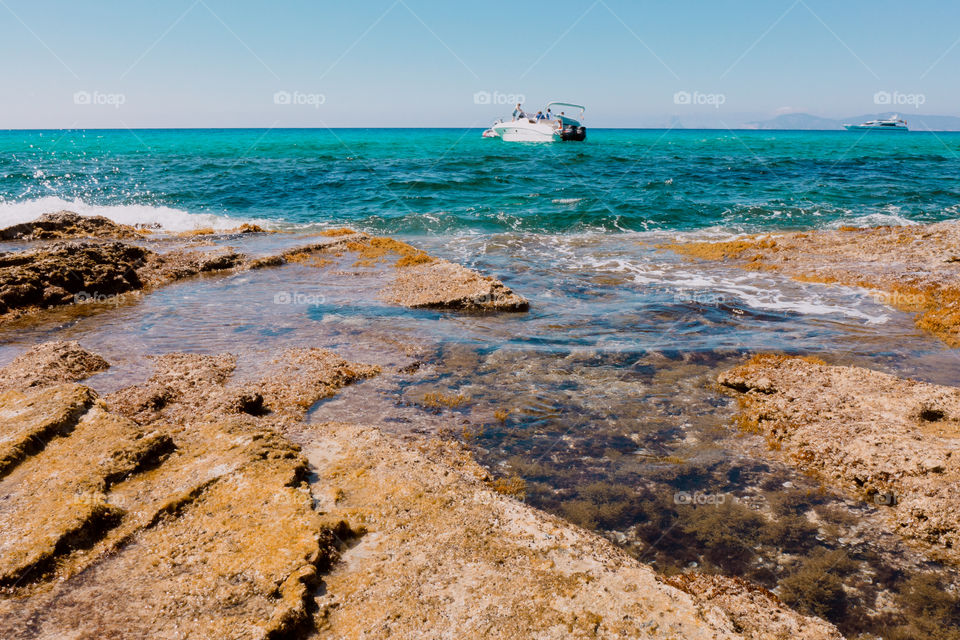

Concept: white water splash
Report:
left=0, top=196, right=269, bottom=232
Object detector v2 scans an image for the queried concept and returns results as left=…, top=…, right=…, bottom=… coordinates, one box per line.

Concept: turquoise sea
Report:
left=2, top=128, right=960, bottom=634
left=2, top=128, right=959, bottom=234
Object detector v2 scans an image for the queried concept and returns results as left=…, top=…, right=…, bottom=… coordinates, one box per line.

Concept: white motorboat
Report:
left=843, top=115, right=909, bottom=131
left=482, top=102, right=586, bottom=142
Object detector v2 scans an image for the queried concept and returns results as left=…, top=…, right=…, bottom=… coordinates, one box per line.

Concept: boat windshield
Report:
left=546, top=102, right=585, bottom=127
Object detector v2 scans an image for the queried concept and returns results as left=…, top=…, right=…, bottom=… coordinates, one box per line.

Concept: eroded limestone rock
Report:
left=720, top=354, right=960, bottom=563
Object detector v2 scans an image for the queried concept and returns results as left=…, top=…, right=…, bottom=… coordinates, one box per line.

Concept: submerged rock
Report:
left=720, top=354, right=960, bottom=563
left=664, top=573, right=843, bottom=639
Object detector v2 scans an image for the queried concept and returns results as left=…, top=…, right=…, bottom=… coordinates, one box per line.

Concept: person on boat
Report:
left=512, top=103, right=526, bottom=121
left=544, top=109, right=552, bottom=120
left=534, top=110, right=545, bottom=121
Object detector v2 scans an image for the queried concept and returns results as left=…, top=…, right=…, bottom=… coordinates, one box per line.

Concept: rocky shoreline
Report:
left=0, top=212, right=850, bottom=639
left=6, top=213, right=960, bottom=637
left=0, top=214, right=527, bottom=323
left=0, top=345, right=840, bottom=639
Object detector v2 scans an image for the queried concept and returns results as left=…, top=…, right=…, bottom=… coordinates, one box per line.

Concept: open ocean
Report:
left=2, top=128, right=959, bottom=234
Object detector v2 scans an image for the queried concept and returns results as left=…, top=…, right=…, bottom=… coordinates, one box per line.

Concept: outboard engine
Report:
left=560, top=125, right=587, bottom=142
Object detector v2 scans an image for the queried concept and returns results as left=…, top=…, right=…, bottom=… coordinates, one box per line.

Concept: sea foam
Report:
left=0, top=197, right=266, bottom=232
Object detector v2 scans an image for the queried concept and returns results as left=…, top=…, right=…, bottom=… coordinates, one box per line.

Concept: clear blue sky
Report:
left=2, top=0, right=958, bottom=128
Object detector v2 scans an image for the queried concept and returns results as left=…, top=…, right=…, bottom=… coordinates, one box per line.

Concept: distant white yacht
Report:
left=843, top=115, right=909, bottom=132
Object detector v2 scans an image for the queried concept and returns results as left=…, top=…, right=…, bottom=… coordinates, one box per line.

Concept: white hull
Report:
left=843, top=116, right=909, bottom=132
left=491, top=120, right=559, bottom=142
left=843, top=124, right=908, bottom=131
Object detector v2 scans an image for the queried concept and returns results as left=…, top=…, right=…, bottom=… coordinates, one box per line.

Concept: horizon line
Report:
left=3, top=126, right=960, bottom=132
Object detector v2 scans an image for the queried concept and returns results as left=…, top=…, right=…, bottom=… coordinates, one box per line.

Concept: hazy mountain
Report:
left=744, top=112, right=960, bottom=131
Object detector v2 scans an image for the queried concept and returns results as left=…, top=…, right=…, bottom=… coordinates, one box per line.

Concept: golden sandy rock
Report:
left=0, top=340, right=843, bottom=638
left=0, top=383, right=96, bottom=478
left=662, top=221, right=960, bottom=346
left=0, top=397, right=171, bottom=585
left=0, top=340, right=109, bottom=392
left=299, top=421, right=842, bottom=640
left=106, top=352, right=238, bottom=424
left=0, top=384, right=339, bottom=639
left=107, top=348, right=380, bottom=424
left=385, top=259, right=529, bottom=311
left=720, top=354, right=960, bottom=563
left=253, top=347, right=381, bottom=417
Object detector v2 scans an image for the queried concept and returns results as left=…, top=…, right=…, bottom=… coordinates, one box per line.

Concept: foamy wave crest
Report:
left=449, top=232, right=893, bottom=324
left=0, top=197, right=268, bottom=232
left=828, top=208, right=919, bottom=229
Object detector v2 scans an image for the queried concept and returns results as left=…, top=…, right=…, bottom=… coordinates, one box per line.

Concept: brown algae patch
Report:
left=344, top=236, right=437, bottom=268
left=659, top=236, right=780, bottom=262
left=319, top=227, right=361, bottom=237
left=173, top=224, right=268, bottom=238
